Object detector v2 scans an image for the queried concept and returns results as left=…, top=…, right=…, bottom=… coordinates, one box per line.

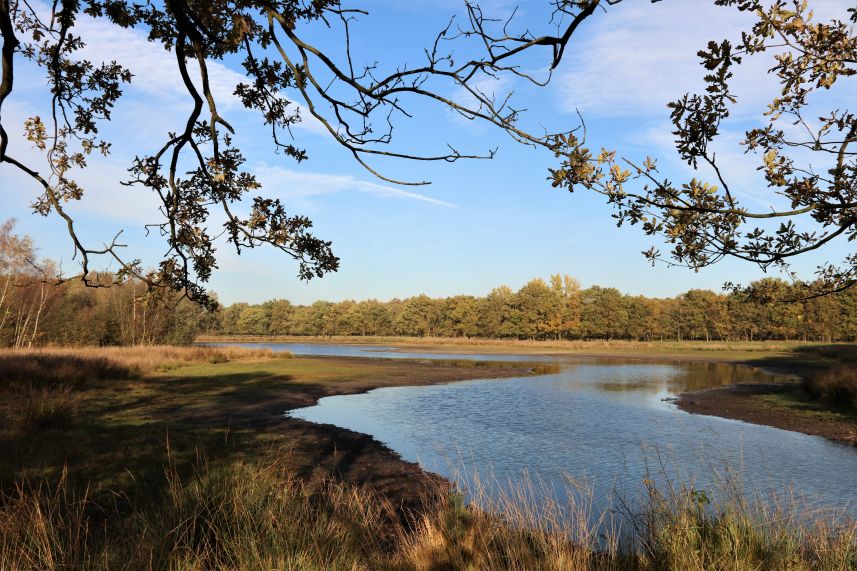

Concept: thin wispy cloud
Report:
left=556, top=3, right=758, bottom=118
left=555, top=0, right=854, bottom=234
left=555, top=0, right=854, bottom=119
left=65, top=6, right=327, bottom=135
left=254, top=164, right=457, bottom=207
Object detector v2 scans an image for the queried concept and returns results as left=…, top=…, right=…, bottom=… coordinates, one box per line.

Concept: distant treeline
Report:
left=1, top=220, right=214, bottom=348
left=4, top=220, right=856, bottom=346
left=218, top=275, right=857, bottom=342
left=1, top=272, right=214, bottom=348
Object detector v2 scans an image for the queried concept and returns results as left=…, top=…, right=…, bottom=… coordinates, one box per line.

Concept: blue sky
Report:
left=2, top=0, right=854, bottom=305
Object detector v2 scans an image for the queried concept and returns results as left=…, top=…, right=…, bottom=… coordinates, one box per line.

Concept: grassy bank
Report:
left=803, top=367, right=857, bottom=412
left=0, top=346, right=534, bottom=497
left=1, top=345, right=855, bottom=569
left=199, top=334, right=816, bottom=352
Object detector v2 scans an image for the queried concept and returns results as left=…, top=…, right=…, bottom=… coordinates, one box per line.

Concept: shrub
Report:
left=16, top=386, right=81, bottom=431
left=803, top=366, right=857, bottom=411
left=0, top=353, right=133, bottom=392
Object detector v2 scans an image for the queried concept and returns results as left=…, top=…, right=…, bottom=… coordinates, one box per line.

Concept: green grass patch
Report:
left=756, top=391, right=857, bottom=425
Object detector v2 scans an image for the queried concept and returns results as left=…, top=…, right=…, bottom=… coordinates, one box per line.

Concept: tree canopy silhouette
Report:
left=1, top=0, right=854, bottom=307
left=0, top=0, right=609, bottom=307
left=550, top=1, right=856, bottom=299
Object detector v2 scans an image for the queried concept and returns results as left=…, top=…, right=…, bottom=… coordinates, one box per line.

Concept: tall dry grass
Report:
left=803, top=366, right=857, bottom=411
left=1, top=458, right=853, bottom=570
left=630, top=478, right=856, bottom=570
left=0, top=459, right=400, bottom=571
left=0, top=345, right=289, bottom=388
left=0, top=345, right=290, bottom=432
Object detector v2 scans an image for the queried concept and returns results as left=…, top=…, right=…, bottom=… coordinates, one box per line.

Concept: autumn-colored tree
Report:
left=269, top=299, right=295, bottom=335
left=551, top=1, right=856, bottom=297
left=579, top=286, right=627, bottom=341
left=549, top=274, right=581, bottom=339
left=441, top=296, right=481, bottom=338
left=479, top=285, right=517, bottom=339
left=236, top=305, right=271, bottom=335
left=395, top=295, right=441, bottom=337
left=515, top=279, right=556, bottom=340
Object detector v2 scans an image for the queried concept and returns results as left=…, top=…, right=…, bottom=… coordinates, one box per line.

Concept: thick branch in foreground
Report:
left=1, top=0, right=622, bottom=305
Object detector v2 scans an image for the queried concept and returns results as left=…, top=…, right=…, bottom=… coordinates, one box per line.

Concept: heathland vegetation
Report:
left=1, top=0, right=855, bottom=566
left=3, top=224, right=857, bottom=568
left=4, top=217, right=856, bottom=417
left=1, top=346, right=855, bottom=569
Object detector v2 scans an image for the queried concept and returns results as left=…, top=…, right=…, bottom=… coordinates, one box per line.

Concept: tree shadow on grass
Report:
left=791, top=344, right=857, bottom=364
left=740, top=344, right=854, bottom=377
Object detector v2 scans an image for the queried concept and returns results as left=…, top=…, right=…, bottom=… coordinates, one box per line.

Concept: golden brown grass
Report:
left=0, top=345, right=290, bottom=433
left=0, top=345, right=289, bottom=386
left=1, top=457, right=854, bottom=570
left=15, top=385, right=82, bottom=430
left=803, top=366, right=857, bottom=411
left=1, top=345, right=854, bottom=569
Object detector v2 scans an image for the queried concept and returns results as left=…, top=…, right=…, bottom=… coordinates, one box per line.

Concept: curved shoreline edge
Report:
left=198, top=341, right=856, bottom=509
left=674, top=380, right=857, bottom=447
left=266, top=356, right=542, bottom=509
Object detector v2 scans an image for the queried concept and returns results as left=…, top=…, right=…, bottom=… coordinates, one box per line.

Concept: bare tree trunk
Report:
left=27, top=282, right=47, bottom=347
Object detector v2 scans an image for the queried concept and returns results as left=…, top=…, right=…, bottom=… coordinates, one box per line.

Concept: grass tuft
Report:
left=0, top=471, right=98, bottom=570
left=15, top=386, right=81, bottom=431
left=803, top=366, right=857, bottom=411
left=0, top=353, right=134, bottom=392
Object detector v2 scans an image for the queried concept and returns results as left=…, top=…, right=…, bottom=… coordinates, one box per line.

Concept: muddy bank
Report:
left=675, top=381, right=857, bottom=447
left=184, top=356, right=541, bottom=511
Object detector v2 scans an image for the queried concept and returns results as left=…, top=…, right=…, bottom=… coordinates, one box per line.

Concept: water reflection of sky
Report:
left=208, top=342, right=857, bottom=523
left=201, top=341, right=566, bottom=362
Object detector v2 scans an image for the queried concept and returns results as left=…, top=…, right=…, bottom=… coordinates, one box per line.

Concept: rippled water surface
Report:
left=207, top=342, right=857, bottom=518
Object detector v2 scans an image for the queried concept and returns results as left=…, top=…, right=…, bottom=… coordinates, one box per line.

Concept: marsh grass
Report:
left=803, top=367, right=857, bottom=411
left=15, top=385, right=82, bottom=430
left=797, top=345, right=857, bottom=364
left=630, top=479, right=856, bottom=570
left=1, top=456, right=853, bottom=571
left=0, top=459, right=402, bottom=571
left=0, top=470, right=97, bottom=570
left=1, top=346, right=854, bottom=569
left=0, top=345, right=289, bottom=388
left=0, top=352, right=133, bottom=392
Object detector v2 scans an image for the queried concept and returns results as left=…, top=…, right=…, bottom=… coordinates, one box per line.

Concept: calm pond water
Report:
left=207, top=342, right=857, bottom=520
left=202, top=340, right=558, bottom=362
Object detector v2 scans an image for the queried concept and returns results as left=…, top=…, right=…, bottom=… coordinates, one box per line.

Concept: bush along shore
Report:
left=1, top=345, right=855, bottom=569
